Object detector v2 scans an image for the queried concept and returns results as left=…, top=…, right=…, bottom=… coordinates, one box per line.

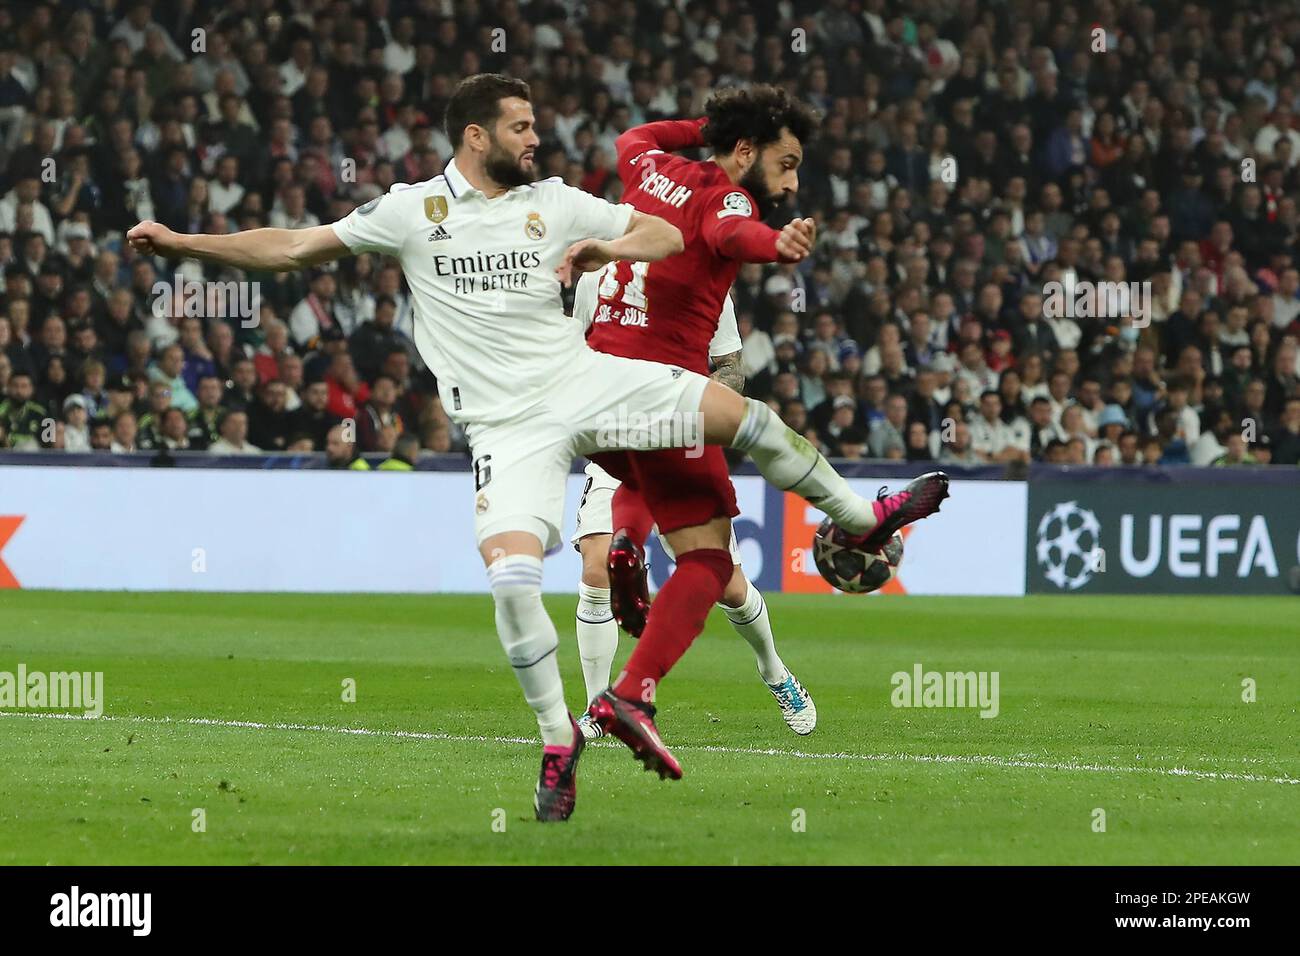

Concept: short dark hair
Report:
left=702, top=84, right=816, bottom=155
left=445, top=73, right=531, bottom=151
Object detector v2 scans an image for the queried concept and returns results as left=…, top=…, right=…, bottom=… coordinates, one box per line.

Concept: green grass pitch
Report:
left=0, top=591, right=1295, bottom=865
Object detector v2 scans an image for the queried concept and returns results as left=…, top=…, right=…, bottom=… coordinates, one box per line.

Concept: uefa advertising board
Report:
left=1026, top=481, right=1300, bottom=595
left=8, top=461, right=1294, bottom=596
left=0, top=465, right=1022, bottom=595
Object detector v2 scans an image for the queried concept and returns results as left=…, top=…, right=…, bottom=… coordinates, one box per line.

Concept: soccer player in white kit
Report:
left=568, top=270, right=816, bottom=738
left=128, top=74, right=942, bottom=822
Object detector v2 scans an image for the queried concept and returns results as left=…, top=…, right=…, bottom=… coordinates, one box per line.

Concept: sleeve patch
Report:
left=716, top=191, right=753, bottom=219
left=356, top=196, right=383, bottom=216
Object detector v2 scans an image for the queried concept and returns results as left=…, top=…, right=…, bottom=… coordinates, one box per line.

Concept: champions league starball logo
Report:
left=1035, top=501, right=1102, bottom=590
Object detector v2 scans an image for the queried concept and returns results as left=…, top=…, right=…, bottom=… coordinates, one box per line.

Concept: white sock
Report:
left=731, top=398, right=876, bottom=535
left=487, top=555, right=572, bottom=747
left=575, top=582, right=618, bottom=705
left=720, top=578, right=785, bottom=683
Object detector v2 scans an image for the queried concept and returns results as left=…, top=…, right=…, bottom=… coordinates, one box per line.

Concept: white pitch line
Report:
left=3, top=710, right=1297, bottom=786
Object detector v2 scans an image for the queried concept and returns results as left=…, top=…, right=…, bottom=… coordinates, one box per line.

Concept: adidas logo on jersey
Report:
left=427, top=225, right=452, bottom=241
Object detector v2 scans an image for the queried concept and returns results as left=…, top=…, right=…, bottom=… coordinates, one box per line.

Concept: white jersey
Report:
left=331, top=159, right=634, bottom=425
left=570, top=269, right=742, bottom=359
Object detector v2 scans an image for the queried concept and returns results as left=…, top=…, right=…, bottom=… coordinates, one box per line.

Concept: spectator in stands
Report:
left=109, top=410, right=138, bottom=453
left=379, top=432, right=421, bottom=471
left=290, top=379, right=340, bottom=451
left=866, top=393, right=908, bottom=460
left=207, top=409, right=259, bottom=455
left=223, top=356, right=258, bottom=411
left=62, top=394, right=90, bottom=451
left=0, top=371, right=43, bottom=448
left=938, top=420, right=979, bottom=465
left=350, top=295, right=409, bottom=381
left=135, top=380, right=174, bottom=450
left=288, top=270, right=341, bottom=349
left=324, top=422, right=369, bottom=470
left=1272, top=397, right=1300, bottom=465
left=158, top=406, right=192, bottom=451
left=322, top=349, right=368, bottom=421
left=248, top=379, right=293, bottom=452
left=970, top=390, right=1031, bottom=463
left=147, top=343, right=197, bottom=413
left=357, top=374, right=402, bottom=453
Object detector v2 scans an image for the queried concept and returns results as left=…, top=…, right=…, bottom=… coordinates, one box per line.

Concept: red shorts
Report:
left=588, top=445, right=739, bottom=536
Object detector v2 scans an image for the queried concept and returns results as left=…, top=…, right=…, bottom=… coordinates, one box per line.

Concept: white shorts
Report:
left=570, top=460, right=742, bottom=564
left=466, top=348, right=710, bottom=554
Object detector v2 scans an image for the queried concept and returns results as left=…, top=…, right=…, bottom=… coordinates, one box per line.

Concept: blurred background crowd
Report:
left=0, top=0, right=1299, bottom=468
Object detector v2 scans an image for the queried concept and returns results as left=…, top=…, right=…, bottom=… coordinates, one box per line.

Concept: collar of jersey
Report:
left=443, top=158, right=544, bottom=200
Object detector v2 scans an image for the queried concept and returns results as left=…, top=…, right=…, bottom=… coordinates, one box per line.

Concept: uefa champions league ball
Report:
left=811, top=518, right=904, bottom=594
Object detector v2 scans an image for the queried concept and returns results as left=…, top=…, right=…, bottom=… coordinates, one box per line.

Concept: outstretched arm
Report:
left=616, top=118, right=708, bottom=165
left=709, top=215, right=817, bottom=264
left=555, top=211, right=683, bottom=286
left=127, top=221, right=350, bottom=271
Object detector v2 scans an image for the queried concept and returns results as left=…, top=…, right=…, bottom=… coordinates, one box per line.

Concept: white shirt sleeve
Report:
left=330, top=187, right=413, bottom=257
left=708, top=294, right=742, bottom=358
left=559, top=183, right=634, bottom=242
left=571, top=270, right=599, bottom=330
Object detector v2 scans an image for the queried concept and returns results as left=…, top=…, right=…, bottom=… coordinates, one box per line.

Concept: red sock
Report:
left=611, top=484, right=655, bottom=546
left=613, top=548, right=733, bottom=702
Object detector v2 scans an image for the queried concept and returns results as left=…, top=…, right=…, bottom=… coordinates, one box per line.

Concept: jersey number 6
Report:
left=473, top=454, right=493, bottom=491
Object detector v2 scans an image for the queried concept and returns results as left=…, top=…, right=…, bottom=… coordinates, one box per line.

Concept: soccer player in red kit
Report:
left=581, top=87, right=949, bottom=778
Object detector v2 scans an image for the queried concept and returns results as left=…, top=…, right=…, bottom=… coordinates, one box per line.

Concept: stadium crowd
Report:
left=0, top=0, right=1299, bottom=469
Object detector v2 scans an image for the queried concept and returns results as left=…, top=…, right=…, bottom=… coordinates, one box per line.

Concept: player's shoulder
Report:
left=701, top=178, right=760, bottom=222
left=522, top=175, right=595, bottom=207
left=522, top=175, right=568, bottom=197
left=352, top=177, right=448, bottom=216
left=392, top=177, right=453, bottom=200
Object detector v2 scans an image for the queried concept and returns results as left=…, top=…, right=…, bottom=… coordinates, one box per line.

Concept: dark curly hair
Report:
left=702, top=85, right=817, bottom=155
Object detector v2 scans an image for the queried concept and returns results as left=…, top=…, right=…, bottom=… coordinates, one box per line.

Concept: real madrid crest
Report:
left=524, top=212, right=546, bottom=240
left=425, top=195, right=449, bottom=223
left=476, top=492, right=490, bottom=514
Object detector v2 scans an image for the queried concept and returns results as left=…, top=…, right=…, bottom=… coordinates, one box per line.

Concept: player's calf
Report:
left=487, top=552, right=574, bottom=749
left=575, top=532, right=619, bottom=708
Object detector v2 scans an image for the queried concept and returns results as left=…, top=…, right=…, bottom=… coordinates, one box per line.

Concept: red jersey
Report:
left=585, top=119, right=786, bottom=375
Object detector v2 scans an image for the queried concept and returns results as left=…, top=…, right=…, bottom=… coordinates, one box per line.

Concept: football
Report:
left=811, top=518, right=904, bottom=594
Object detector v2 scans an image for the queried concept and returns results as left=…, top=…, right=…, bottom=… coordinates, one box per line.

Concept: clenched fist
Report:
left=126, top=220, right=183, bottom=258
left=776, top=217, right=816, bottom=263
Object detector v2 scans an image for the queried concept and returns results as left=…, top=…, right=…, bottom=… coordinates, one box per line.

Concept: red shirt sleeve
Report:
left=616, top=119, right=708, bottom=185
left=698, top=187, right=786, bottom=263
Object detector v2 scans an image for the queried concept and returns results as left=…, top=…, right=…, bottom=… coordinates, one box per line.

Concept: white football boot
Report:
left=765, top=669, right=817, bottom=736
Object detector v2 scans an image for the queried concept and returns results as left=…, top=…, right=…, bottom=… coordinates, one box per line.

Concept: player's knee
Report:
left=578, top=534, right=611, bottom=588
left=487, top=555, right=557, bottom=664
left=700, top=380, right=746, bottom=445
left=676, top=547, right=734, bottom=591
left=720, top=565, right=748, bottom=607
left=730, top=396, right=783, bottom=453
